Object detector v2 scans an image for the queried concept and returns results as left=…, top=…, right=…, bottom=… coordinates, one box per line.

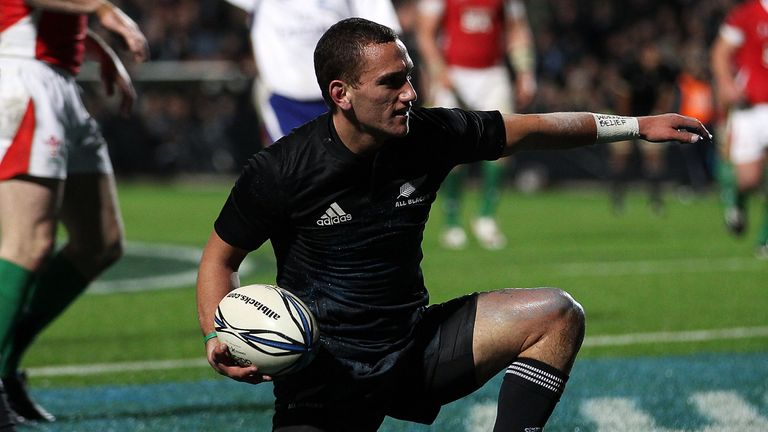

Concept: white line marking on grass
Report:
left=550, top=256, right=766, bottom=277
left=691, top=391, right=768, bottom=431
left=583, top=326, right=768, bottom=347
left=466, top=401, right=496, bottom=432
left=582, top=392, right=768, bottom=432
left=88, top=242, right=253, bottom=294
left=29, top=358, right=209, bottom=377
left=27, top=326, right=768, bottom=378
left=581, top=397, right=681, bottom=432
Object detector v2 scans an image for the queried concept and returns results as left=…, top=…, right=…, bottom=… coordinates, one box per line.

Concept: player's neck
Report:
left=332, top=113, right=385, bottom=157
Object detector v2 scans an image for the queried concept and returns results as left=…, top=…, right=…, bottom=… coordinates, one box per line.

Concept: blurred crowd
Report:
left=85, top=0, right=739, bottom=180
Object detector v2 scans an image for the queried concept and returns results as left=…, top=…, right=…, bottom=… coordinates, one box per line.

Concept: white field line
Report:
left=28, top=326, right=768, bottom=378
left=549, top=256, right=767, bottom=277
left=29, top=358, right=209, bottom=377
left=583, top=326, right=768, bottom=347
left=579, top=392, right=768, bottom=432
left=88, top=242, right=254, bottom=294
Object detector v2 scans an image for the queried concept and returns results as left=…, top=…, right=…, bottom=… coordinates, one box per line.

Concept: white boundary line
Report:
left=548, top=256, right=767, bottom=277
left=88, top=242, right=254, bottom=294
left=27, top=326, right=768, bottom=378
left=583, top=326, right=768, bottom=347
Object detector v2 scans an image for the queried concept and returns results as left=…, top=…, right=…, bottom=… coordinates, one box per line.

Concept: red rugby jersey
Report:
left=722, top=0, right=768, bottom=104
left=0, top=0, right=87, bottom=75
left=441, top=0, right=508, bottom=68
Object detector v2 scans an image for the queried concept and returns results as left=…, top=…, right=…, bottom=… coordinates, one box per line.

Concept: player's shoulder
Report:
left=244, top=114, right=332, bottom=183
left=409, top=106, right=503, bottom=134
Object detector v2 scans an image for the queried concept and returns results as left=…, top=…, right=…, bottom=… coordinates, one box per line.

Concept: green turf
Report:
left=21, top=180, right=768, bottom=388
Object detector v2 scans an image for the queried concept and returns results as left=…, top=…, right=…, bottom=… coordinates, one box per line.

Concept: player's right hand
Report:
left=205, top=340, right=272, bottom=385
left=97, top=6, right=149, bottom=63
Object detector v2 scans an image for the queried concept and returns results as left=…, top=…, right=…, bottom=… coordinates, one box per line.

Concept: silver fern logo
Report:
left=397, top=182, right=416, bottom=199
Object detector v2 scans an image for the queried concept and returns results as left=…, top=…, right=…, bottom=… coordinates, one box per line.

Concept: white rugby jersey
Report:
left=0, top=0, right=88, bottom=75
left=227, top=0, right=401, bottom=100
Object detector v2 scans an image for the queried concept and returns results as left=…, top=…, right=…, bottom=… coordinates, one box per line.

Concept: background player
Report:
left=416, top=0, right=536, bottom=250
left=606, top=42, right=677, bottom=215
left=224, top=0, right=401, bottom=143
left=197, top=18, right=710, bottom=432
left=0, top=0, right=148, bottom=424
left=711, top=0, right=768, bottom=257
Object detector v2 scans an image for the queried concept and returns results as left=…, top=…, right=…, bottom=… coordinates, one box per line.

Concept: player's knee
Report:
left=545, top=288, right=585, bottom=338
left=64, top=236, right=123, bottom=274
left=100, top=237, right=124, bottom=268
left=0, top=233, right=56, bottom=271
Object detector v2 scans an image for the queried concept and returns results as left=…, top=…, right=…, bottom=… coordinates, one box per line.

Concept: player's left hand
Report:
left=206, top=340, right=273, bottom=385
left=638, top=114, right=712, bottom=144
left=97, top=5, right=149, bottom=63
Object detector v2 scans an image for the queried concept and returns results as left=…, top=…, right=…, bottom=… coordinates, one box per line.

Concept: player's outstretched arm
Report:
left=196, top=231, right=270, bottom=384
left=500, top=112, right=710, bottom=156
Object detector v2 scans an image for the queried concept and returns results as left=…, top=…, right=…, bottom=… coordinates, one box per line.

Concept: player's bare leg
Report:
left=473, top=288, right=585, bottom=431
left=734, top=157, right=768, bottom=257
left=1, top=173, right=123, bottom=422
left=58, top=173, right=124, bottom=279
left=0, top=177, right=62, bottom=423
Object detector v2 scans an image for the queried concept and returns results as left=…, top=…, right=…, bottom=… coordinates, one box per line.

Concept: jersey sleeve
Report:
left=721, top=4, right=749, bottom=46
left=415, top=107, right=506, bottom=166
left=214, top=150, right=284, bottom=251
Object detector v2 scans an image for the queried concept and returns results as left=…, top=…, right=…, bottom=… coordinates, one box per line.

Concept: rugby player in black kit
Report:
left=196, top=18, right=710, bottom=432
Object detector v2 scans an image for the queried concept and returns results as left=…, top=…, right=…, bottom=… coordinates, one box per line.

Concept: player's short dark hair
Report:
left=314, top=17, right=399, bottom=109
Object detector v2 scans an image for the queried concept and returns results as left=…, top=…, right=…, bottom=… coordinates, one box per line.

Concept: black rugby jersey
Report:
left=215, top=107, right=505, bottom=361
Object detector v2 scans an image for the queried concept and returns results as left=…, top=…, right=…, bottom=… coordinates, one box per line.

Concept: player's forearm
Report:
left=414, top=15, right=446, bottom=78
left=502, top=112, right=708, bottom=155
left=711, top=36, right=742, bottom=88
left=25, top=0, right=109, bottom=14
left=196, top=232, right=246, bottom=335
left=502, top=113, right=597, bottom=154
left=196, top=265, right=239, bottom=335
left=507, top=18, right=535, bottom=76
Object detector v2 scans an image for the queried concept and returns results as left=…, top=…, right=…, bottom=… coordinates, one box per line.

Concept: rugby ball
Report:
left=214, top=284, right=319, bottom=376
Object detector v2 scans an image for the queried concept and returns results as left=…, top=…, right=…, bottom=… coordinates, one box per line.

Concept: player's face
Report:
left=348, top=40, right=417, bottom=139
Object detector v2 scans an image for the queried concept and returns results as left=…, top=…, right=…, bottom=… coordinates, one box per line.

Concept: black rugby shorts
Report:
left=272, top=293, right=479, bottom=432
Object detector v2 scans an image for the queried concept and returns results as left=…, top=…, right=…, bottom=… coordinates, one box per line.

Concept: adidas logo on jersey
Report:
left=316, top=202, right=352, bottom=226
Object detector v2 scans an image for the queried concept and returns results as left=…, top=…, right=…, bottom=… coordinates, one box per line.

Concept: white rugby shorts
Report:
left=0, top=58, right=112, bottom=180
left=430, top=64, right=514, bottom=113
left=727, top=103, right=768, bottom=164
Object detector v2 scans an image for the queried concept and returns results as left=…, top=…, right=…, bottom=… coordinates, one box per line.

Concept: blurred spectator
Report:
left=417, top=0, right=536, bottom=250
left=81, top=0, right=739, bottom=180
left=607, top=42, right=678, bottom=215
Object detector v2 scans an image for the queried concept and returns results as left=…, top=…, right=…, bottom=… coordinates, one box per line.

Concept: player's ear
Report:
left=329, top=80, right=352, bottom=110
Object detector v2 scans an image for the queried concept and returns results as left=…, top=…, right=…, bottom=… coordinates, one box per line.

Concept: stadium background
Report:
left=81, top=0, right=729, bottom=186
left=14, top=0, right=768, bottom=431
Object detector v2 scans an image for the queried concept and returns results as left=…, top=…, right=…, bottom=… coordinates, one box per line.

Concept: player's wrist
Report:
left=203, top=331, right=218, bottom=344
left=591, top=113, right=640, bottom=143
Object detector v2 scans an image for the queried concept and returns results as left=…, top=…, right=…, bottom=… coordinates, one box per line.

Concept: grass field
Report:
left=16, top=179, right=768, bottom=430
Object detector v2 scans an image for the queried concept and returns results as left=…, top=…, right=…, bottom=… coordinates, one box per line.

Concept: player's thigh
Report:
left=472, top=288, right=575, bottom=382
left=60, top=172, right=123, bottom=246
left=734, top=157, right=765, bottom=190
left=449, top=66, right=513, bottom=112
left=729, top=106, right=768, bottom=169
left=0, top=176, right=62, bottom=268
left=60, top=111, right=123, bottom=254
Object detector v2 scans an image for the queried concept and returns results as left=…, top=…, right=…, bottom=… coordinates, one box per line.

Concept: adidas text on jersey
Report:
left=316, top=202, right=353, bottom=226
